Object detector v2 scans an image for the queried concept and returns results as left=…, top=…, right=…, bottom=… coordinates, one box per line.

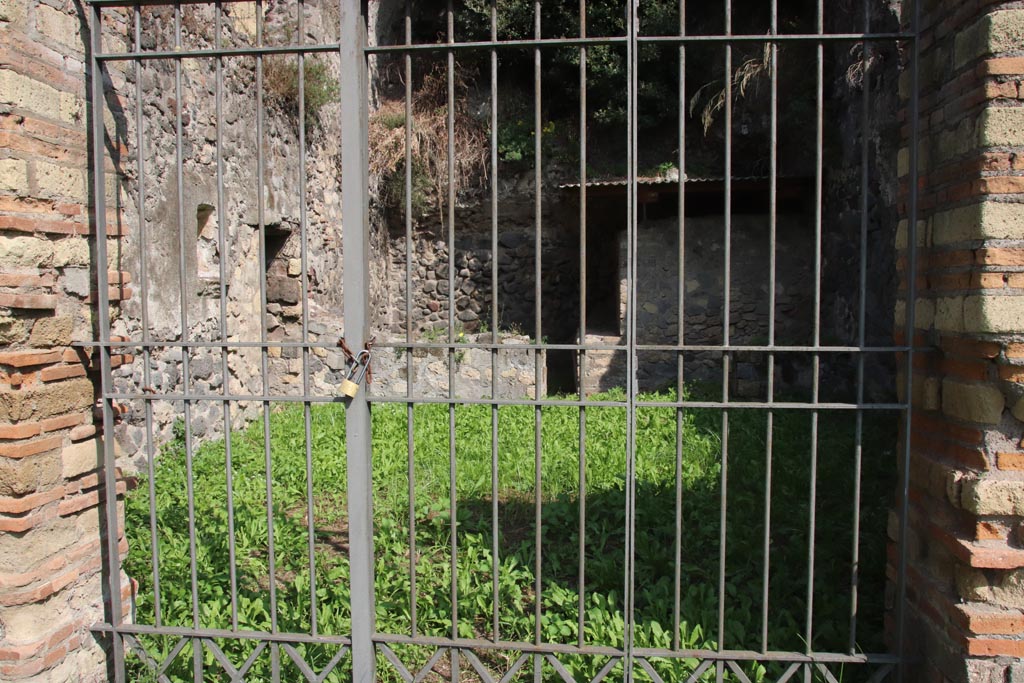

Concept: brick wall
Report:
left=895, top=1, right=1024, bottom=680
left=0, top=1, right=131, bottom=681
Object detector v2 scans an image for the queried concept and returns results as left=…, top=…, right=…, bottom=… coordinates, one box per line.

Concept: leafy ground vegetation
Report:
left=124, top=390, right=895, bottom=682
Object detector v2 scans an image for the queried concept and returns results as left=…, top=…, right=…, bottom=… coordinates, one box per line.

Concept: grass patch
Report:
left=125, top=390, right=895, bottom=682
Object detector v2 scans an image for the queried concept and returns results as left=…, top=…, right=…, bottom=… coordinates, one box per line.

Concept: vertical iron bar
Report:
left=577, top=0, right=588, bottom=647
left=254, top=5, right=280, bottom=678
left=340, top=3, right=376, bottom=679
left=533, top=5, right=543, bottom=681
left=850, top=0, right=871, bottom=654
left=404, top=0, right=417, bottom=641
left=172, top=7, right=201, bottom=678
left=296, top=0, right=319, bottom=638
left=133, top=0, right=162, bottom=630
left=761, top=0, right=778, bottom=655
left=625, top=0, right=639, bottom=679
left=896, top=2, right=921, bottom=681
left=446, top=5, right=458, bottom=679
left=89, top=4, right=125, bottom=680
left=490, top=0, right=501, bottom=645
left=718, top=0, right=733, bottom=663
left=805, top=0, right=825, bottom=663
left=673, top=0, right=686, bottom=653
left=214, top=0, right=239, bottom=633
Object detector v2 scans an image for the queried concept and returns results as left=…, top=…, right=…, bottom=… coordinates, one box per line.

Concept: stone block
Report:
left=60, top=438, right=109, bottom=480
left=58, top=91, right=82, bottom=125
left=0, top=377, right=93, bottom=423
left=964, top=658, right=1009, bottom=683
left=1013, top=397, right=1024, bottom=423
left=0, top=236, right=53, bottom=268
left=0, top=451, right=62, bottom=497
left=0, top=0, right=27, bottom=23
left=956, top=10, right=1024, bottom=67
left=933, top=201, right=1024, bottom=245
left=35, top=5, right=82, bottom=53
left=936, top=116, right=976, bottom=163
left=962, top=477, right=1024, bottom=516
left=964, top=295, right=1024, bottom=334
left=33, top=162, right=85, bottom=202
left=28, top=316, right=73, bottom=347
left=266, top=276, right=300, bottom=305
left=0, top=316, right=27, bottom=344
left=0, top=157, right=28, bottom=193
left=934, top=296, right=965, bottom=332
left=51, top=238, right=89, bottom=268
left=915, top=298, right=935, bottom=329
left=980, top=107, right=1024, bottom=148
left=942, top=379, right=1004, bottom=424
left=0, top=69, right=60, bottom=117
left=61, top=268, right=90, bottom=297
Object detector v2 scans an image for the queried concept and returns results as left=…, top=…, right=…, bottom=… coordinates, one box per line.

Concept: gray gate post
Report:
left=339, top=4, right=376, bottom=681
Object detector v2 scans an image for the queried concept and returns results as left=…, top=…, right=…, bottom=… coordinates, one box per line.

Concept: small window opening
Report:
left=264, top=226, right=300, bottom=306
left=196, top=203, right=219, bottom=280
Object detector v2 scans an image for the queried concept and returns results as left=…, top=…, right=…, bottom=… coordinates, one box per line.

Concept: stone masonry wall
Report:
left=382, top=226, right=579, bottom=343
left=582, top=215, right=814, bottom=396
left=893, top=1, right=1024, bottom=680
left=0, top=1, right=132, bottom=681
left=107, top=3, right=352, bottom=462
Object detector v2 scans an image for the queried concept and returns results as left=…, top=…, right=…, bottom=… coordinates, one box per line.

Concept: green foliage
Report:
left=125, top=391, right=894, bottom=682
left=498, top=118, right=557, bottom=163
left=457, top=0, right=681, bottom=130
left=264, top=56, right=339, bottom=131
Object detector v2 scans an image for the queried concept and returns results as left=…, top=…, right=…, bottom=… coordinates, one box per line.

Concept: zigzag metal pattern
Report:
left=376, top=644, right=630, bottom=683
left=203, top=639, right=268, bottom=682
left=122, top=635, right=350, bottom=682
left=631, top=658, right=896, bottom=683
left=123, top=634, right=189, bottom=683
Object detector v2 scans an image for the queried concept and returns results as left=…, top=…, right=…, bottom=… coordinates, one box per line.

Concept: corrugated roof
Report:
left=557, top=175, right=769, bottom=189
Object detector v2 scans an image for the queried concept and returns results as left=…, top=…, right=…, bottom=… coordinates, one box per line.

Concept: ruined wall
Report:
left=893, top=1, right=1024, bottom=679
left=106, top=3, right=356, bottom=462
left=383, top=228, right=579, bottom=339
left=633, top=215, right=813, bottom=394
left=579, top=215, right=814, bottom=396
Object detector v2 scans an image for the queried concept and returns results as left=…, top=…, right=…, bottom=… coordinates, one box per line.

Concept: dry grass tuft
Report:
left=690, top=43, right=772, bottom=134
left=369, top=66, right=488, bottom=225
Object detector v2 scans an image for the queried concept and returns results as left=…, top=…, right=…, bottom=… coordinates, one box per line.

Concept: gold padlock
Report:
left=340, top=350, right=370, bottom=398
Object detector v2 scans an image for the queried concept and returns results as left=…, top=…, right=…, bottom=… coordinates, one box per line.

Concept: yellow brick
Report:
left=0, top=0, right=27, bottom=24
left=0, top=235, right=53, bottom=267
left=915, top=298, right=936, bottom=329
left=956, top=10, right=1024, bottom=67
left=0, top=69, right=60, bottom=117
left=964, top=294, right=1024, bottom=334
left=942, top=379, right=1005, bottom=424
left=0, top=158, right=28, bottom=193
left=59, top=92, right=83, bottom=125
left=35, top=5, right=83, bottom=54
left=962, top=477, right=1024, bottom=516
left=979, top=107, right=1024, bottom=147
left=933, top=201, right=1024, bottom=245
left=934, top=296, right=965, bottom=333
left=51, top=237, right=90, bottom=267
left=33, top=161, right=85, bottom=202
left=935, top=116, right=976, bottom=164
left=897, top=147, right=910, bottom=178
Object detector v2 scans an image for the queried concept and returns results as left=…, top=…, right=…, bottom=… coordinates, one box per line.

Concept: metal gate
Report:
left=87, top=0, right=919, bottom=681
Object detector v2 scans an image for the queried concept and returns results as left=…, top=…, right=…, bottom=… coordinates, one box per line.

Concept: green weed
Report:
left=124, top=391, right=895, bottom=682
